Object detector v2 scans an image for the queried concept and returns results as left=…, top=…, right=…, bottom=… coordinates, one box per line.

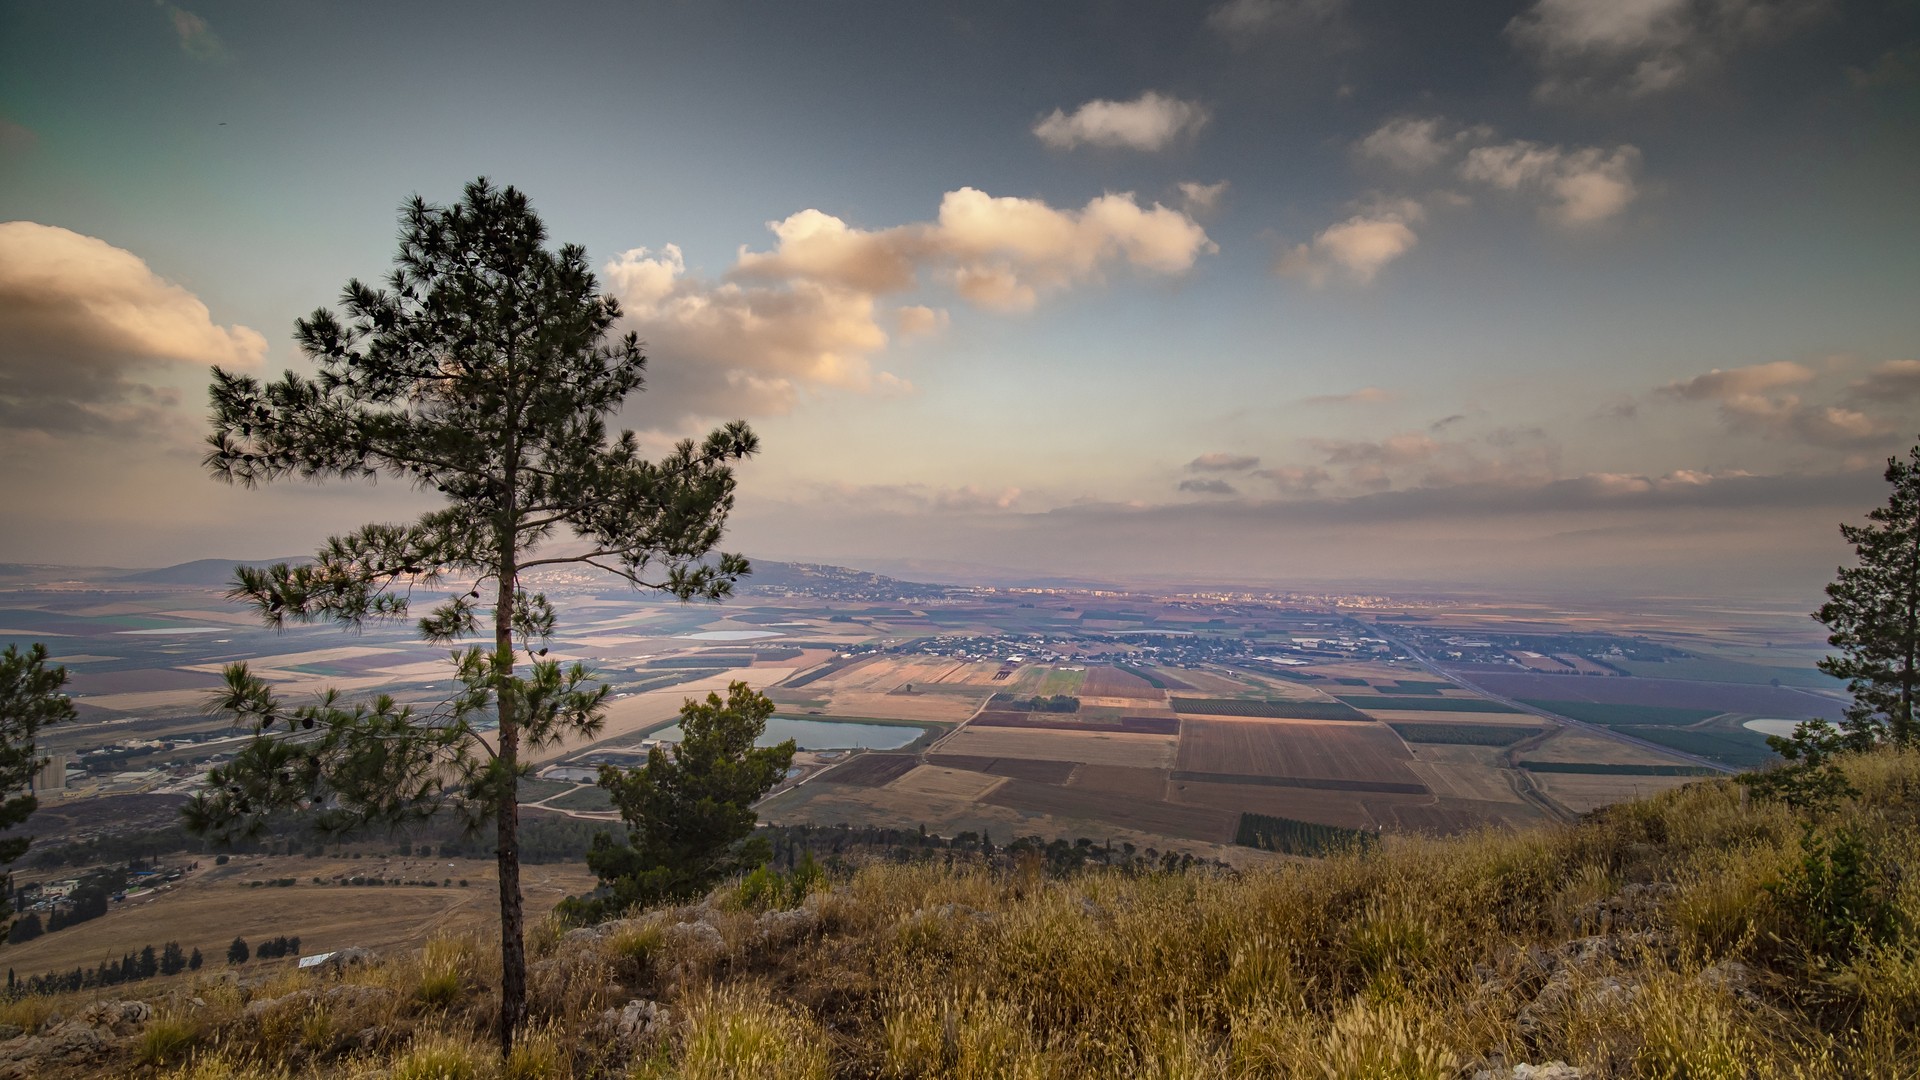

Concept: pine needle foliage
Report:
left=185, top=178, right=758, bottom=1054
left=0, top=643, right=74, bottom=912
left=1815, top=437, right=1920, bottom=747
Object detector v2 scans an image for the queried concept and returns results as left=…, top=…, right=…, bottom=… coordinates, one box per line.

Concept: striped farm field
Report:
left=1171, top=698, right=1369, bottom=721
left=1175, top=718, right=1422, bottom=786
left=1336, top=695, right=1523, bottom=714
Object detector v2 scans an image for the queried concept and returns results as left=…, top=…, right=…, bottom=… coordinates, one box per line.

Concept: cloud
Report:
left=1506, top=0, right=1822, bottom=98
left=1656, top=360, right=1899, bottom=449
left=1275, top=199, right=1423, bottom=285
left=155, top=2, right=226, bottom=60
left=1303, top=386, right=1393, bottom=406
left=0, top=222, right=266, bottom=436
left=1177, top=180, right=1230, bottom=215
left=1459, top=140, right=1641, bottom=226
left=1354, top=117, right=1487, bottom=173
left=1849, top=359, right=1920, bottom=402
left=1187, top=452, right=1261, bottom=472
left=1253, top=465, right=1330, bottom=493
left=1178, top=477, right=1238, bottom=495
left=1310, top=433, right=1441, bottom=467
left=1658, top=360, right=1816, bottom=400
left=1206, top=0, right=1344, bottom=36
left=605, top=188, right=1213, bottom=422
left=1032, top=92, right=1209, bottom=152
left=895, top=305, right=949, bottom=338
left=1429, top=413, right=1468, bottom=431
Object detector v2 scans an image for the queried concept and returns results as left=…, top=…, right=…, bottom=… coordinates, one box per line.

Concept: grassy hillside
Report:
left=6, top=751, right=1919, bottom=1078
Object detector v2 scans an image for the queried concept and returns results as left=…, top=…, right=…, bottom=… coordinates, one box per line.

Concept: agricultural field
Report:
left=1173, top=719, right=1423, bottom=788
left=933, top=725, right=1180, bottom=769
left=1530, top=772, right=1704, bottom=813
left=0, top=853, right=595, bottom=986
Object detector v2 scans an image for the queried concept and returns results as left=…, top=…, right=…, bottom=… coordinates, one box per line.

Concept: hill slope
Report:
left=4, top=752, right=1917, bottom=1078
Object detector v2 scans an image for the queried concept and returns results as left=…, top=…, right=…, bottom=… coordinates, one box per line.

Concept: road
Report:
left=1367, top=623, right=1739, bottom=776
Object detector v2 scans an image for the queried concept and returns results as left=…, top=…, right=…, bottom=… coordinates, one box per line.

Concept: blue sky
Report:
left=2, top=0, right=1916, bottom=596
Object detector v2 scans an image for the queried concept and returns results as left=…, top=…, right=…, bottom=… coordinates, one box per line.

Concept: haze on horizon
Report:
left=2, top=0, right=1916, bottom=599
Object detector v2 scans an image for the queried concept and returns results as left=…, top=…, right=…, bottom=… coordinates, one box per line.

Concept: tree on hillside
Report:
left=182, top=178, right=758, bottom=1053
left=1816, top=437, right=1920, bottom=748
left=227, top=937, right=249, bottom=965
left=1, top=643, right=75, bottom=921
left=565, top=682, right=793, bottom=921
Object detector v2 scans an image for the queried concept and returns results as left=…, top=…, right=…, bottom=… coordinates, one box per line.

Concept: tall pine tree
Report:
left=1816, top=438, right=1920, bottom=747
left=184, top=179, right=757, bottom=1052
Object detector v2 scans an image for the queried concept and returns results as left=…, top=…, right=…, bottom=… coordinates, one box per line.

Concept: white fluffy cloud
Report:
left=0, top=221, right=265, bottom=435
left=605, top=189, right=1214, bottom=422
left=1032, top=91, right=1209, bottom=152
left=1657, top=359, right=1898, bottom=449
left=156, top=2, right=225, bottom=61
left=1659, top=360, right=1815, bottom=400
left=1355, top=117, right=1485, bottom=172
left=1507, top=0, right=1824, bottom=97
left=1275, top=199, right=1423, bottom=285
left=1459, top=140, right=1642, bottom=226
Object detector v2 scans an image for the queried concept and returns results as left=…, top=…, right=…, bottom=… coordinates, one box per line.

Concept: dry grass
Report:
left=13, top=750, right=1916, bottom=1079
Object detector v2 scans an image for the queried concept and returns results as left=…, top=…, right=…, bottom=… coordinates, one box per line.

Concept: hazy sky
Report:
left=2, top=0, right=1916, bottom=596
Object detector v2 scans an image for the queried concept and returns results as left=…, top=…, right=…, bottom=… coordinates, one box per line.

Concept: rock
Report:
left=1578, top=883, right=1677, bottom=932
left=663, top=918, right=724, bottom=957
left=1518, top=968, right=1639, bottom=1039
left=1474, top=1063, right=1585, bottom=1080
left=313, top=946, right=375, bottom=974
left=0, top=1027, right=18, bottom=1042
left=0, top=1020, right=112, bottom=1079
left=756, top=906, right=819, bottom=946
left=1697, top=959, right=1762, bottom=1005
left=80, top=999, right=152, bottom=1037
left=564, top=925, right=609, bottom=945
left=601, top=998, right=670, bottom=1045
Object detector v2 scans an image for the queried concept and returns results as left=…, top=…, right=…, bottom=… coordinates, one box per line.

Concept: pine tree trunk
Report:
left=494, top=513, right=526, bottom=1056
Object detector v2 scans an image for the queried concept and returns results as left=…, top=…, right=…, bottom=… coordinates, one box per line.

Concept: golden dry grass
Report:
left=16, top=750, right=1919, bottom=1079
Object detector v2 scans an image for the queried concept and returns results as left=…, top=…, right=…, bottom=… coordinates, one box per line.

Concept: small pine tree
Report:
left=160, top=941, right=186, bottom=976
left=227, top=936, right=249, bottom=965
left=188, top=947, right=202, bottom=971
left=1816, top=438, right=1920, bottom=747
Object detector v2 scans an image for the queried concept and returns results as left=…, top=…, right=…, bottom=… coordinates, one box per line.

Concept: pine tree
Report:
left=1816, top=438, right=1920, bottom=747
left=1, top=644, right=75, bottom=924
left=570, top=683, right=793, bottom=919
left=160, top=941, right=186, bottom=976
left=188, top=948, right=202, bottom=971
left=183, top=178, right=757, bottom=1053
left=227, top=937, right=249, bottom=965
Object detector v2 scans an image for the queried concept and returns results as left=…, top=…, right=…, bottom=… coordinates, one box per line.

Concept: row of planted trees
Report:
left=3, top=178, right=1916, bottom=1057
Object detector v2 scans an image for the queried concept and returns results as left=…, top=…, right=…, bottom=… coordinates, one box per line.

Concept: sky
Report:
left=1, top=0, right=1917, bottom=598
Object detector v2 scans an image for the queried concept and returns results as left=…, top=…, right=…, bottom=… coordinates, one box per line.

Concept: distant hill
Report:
left=113, top=557, right=311, bottom=587
left=736, top=559, right=961, bottom=600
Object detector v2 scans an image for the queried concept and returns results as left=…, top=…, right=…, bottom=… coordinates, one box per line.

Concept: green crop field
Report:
left=1171, top=698, right=1369, bottom=721
left=1337, top=695, right=1523, bottom=714
left=1235, top=812, right=1376, bottom=856
left=1388, top=723, right=1544, bottom=746
left=1518, top=700, right=1722, bottom=727
left=1614, top=658, right=1840, bottom=688
left=1619, top=728, right=1780, bottom=768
